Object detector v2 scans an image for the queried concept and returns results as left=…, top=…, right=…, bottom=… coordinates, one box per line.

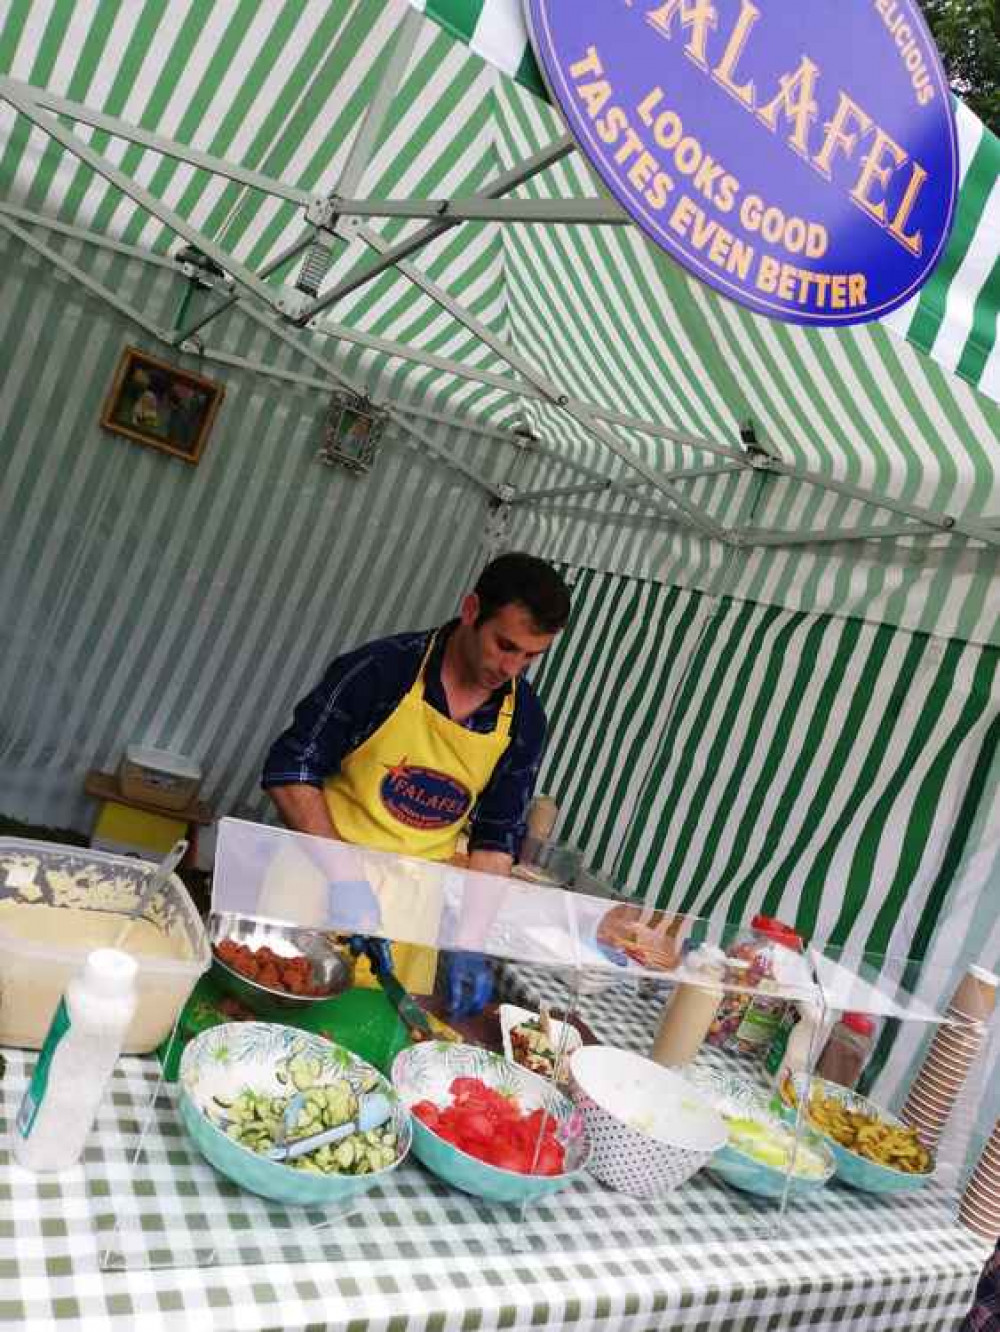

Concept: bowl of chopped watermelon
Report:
left=391, top=1043, right=590, bottom=1203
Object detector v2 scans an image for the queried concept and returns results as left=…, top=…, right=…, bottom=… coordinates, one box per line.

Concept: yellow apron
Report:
left=324, top=634, right=515, bottom=993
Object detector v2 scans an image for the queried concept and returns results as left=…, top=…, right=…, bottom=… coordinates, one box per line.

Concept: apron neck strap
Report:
left=418, top=628, right=517, bottom=720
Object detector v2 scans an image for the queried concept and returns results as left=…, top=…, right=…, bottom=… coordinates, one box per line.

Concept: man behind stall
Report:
left=262, top=552, right=571, bottom=1010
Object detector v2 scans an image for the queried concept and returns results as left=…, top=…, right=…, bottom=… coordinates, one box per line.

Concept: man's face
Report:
left=459, top=597, right=556, bottom=691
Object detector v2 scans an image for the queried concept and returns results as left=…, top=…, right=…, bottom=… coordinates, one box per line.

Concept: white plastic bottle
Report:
left=773, top=1001, right=824, bottom=1091
left=13, top=948, right=138, bottom=1173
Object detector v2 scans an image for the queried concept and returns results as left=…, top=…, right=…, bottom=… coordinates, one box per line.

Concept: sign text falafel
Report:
left=525, top=1, right=957, bottom=325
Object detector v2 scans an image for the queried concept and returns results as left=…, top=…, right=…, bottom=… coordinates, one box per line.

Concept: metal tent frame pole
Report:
left=0, top=212, right=165, bottom=340
left=0, top=213, right=500, bottom=500
left=509, top=464, right=747, bottom=506
left=173, top=6, right=425, bottom=344
left=0, top=79, right=292, bottom=311
left=0, top=72, right=722, bottom=534
left=298, top=134, right=576, bottom=319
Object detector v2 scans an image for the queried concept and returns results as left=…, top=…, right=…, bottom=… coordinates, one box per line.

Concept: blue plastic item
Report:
left=271, top=1090, right=393, bottom=1161
left=347, top=935, right=394, bottom=977
left=443, top=952, right=494, bottom=1016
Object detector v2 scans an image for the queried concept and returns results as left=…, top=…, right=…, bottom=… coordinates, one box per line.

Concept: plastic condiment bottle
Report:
left=13, top=948, right=138, bottom=1173
left=651, top=947, right=726, bottom=1068
left=772, top=1002, right=822, bottom=1089
left=816, top=1012, right=876, bottom=1090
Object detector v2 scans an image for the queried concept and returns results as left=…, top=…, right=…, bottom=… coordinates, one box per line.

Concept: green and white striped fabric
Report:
left=0, top=0, right=996, bottom=1166
left=491, top=78, right=1000, bottom=648
left=407, top=0, right=546, bottom=97
left=883, top=98, right=1000, bottom=400
left=534, top=567, right=1000, bottom=962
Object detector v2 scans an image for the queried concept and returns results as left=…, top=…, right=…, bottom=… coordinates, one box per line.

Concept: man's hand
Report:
left=467, top=849, right=513, bottom=877
left=266, top=784, right=344, bottom=839
left=347, top=934, right=394, bottom=977
left=444, top=952, right=494, bottom=1017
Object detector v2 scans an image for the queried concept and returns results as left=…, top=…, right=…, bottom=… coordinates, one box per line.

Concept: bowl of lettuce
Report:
left=684, top=1065, right=835, bottom=1200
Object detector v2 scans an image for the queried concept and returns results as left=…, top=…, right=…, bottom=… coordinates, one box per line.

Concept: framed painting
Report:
left=100, top=345, right=224, bottom=464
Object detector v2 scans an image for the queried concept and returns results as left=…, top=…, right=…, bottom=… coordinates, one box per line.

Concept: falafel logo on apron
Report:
left=380, top=757, right=473, bottom=831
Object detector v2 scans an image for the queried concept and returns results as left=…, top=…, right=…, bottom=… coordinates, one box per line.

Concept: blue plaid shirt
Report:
left=262, top=623, right=547, bottom=857
left=963, top=1243, right=1000, bottom=1332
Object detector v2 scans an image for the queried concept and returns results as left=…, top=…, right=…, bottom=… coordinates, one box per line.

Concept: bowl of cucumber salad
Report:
left=178, top=1022, right=411, bottom=1206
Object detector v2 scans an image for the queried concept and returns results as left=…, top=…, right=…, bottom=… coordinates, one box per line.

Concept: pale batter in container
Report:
left=0, top=901, right=192, bottom=1052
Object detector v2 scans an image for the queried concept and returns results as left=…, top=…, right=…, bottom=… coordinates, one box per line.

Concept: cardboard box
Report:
left=118, top=745, right=202, bottom=812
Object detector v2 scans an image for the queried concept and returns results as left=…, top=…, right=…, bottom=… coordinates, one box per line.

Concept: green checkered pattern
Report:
left=0, top=972, right=991, bottom=1332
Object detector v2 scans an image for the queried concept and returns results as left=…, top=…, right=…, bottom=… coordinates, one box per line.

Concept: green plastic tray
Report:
left=159, top=977, right=411, bottom=1080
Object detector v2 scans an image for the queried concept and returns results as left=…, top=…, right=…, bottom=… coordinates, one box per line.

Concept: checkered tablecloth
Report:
left=0, top=969, right=992, bottom=1332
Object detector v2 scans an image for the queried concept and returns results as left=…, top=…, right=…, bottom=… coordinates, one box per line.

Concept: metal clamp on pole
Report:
left=306, top=196, right=341, bottom=231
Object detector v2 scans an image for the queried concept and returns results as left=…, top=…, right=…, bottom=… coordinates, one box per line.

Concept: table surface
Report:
left=0, top=972, right=992, bottom=1332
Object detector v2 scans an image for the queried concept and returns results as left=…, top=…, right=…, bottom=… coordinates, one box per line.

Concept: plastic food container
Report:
left=0, top=838, right=209, bottom=1053
left=707, top=915, right=805, bottom=1056
left=119, top=744, right=202, bottom=811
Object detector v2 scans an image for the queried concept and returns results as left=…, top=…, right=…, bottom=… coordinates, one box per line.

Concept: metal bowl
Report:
left=208, top=912, right=352, bottom=1012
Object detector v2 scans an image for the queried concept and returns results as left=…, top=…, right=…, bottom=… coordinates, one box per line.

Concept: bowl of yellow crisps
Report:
left=778, top=1074, right=933, bottom=1194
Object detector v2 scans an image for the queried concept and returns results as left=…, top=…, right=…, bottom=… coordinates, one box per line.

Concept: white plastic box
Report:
left=0, top=838, right=210, bottom=1053
left=119, top=744, right=202, bottom=812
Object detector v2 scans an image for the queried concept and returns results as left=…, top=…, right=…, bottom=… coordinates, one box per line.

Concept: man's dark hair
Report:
left=473, top=552, right=571, bottom=634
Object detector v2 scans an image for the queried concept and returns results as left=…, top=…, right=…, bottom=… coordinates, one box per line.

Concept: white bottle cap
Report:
left=82, top=948, right=139, bottom=998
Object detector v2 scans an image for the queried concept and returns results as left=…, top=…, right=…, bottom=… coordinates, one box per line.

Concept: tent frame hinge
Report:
left=275, top=289, right=314, bottom=322
left=307, top=196, right=340, bottom=231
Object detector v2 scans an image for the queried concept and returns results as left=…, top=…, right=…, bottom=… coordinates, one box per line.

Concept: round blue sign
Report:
left=380, top=762, right=472, bottom=831
left=525, top=0, right=958, bottom=325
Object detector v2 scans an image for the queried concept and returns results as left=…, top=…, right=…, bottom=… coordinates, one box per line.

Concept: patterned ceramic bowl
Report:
left=568, top=1046, right=727, bottom=1198
left=391, top=1042, right=590, bottom=1205
left=683, top=1065, right=835, bottom=1200
left=778, top=1073, right=934, bottom=1195
left=179, top=1022, right=411, bottom=1206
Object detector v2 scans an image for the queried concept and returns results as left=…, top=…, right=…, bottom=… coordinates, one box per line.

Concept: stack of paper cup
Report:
left=960, top=1119, right=1000, bottom=1241
left=901, top=965, right=998, bottom=1152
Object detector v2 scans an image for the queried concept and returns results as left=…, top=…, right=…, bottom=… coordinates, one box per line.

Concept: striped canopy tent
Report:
left=1, top=1, right=999, bottom=1118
